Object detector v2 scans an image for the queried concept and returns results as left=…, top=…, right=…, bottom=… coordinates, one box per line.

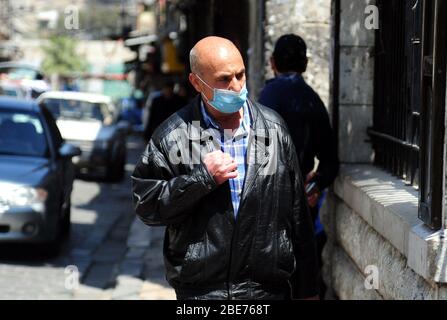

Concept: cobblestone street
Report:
left=0, top=135, right=175, bottom=300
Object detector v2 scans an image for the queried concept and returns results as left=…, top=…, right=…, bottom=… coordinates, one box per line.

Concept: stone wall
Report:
left=445, top=72, right=447, bottom=229
left=322, top=165, right=447, bottom=299
left=247, top=0, right=266, bottom=100
left=322, top=0, right=447, bottom=300
left=337, top=0, right=374, bottom=163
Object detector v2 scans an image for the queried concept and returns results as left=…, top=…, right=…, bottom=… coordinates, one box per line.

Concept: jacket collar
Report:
left=187, top=95, right=268, bottom=139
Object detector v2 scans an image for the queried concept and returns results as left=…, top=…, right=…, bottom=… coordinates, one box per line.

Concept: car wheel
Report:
left=39, top=198, right=70, bottom=257
left=39, top=225, right=62, bottom=258
left=40, top=239, right=61, bottom=258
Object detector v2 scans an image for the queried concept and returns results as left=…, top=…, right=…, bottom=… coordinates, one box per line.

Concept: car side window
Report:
left=41, top=106, right=63, bottom=150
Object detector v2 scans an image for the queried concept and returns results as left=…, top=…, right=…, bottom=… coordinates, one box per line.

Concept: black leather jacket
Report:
left=132, top=96, right=318, bottom=300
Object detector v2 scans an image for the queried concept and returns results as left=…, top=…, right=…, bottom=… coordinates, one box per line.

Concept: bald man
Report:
left=132, top=36, right=318, bottom=300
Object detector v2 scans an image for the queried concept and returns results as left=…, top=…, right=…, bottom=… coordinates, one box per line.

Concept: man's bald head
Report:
left=189, top=36, right=243, bottom=76
left=188, top=36, right=247, bottom=114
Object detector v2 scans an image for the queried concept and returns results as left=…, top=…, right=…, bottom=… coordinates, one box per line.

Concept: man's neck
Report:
left=203, top=100, right=243, bottom=131
left=276, top=71, right=301, bottom=77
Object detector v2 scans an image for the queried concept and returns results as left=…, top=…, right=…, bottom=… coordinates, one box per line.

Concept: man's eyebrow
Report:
left=215, top=69, right=246, bottom=77
left=215, top=72, right=232, bottom=77
left=215, top=74, right=232, bottom=81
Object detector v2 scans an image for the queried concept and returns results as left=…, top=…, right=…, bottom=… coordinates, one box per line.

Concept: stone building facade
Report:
left=247, top=0, right=447, bottom=300
left=320, top=0, right=447, bottom=299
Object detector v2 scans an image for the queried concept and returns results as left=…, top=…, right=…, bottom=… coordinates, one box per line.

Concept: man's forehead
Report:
left=203, top=47, right=242, bottom=63
left=196, top=45, right=243, bottom=68
left=203, top=54, right=245, bottom=75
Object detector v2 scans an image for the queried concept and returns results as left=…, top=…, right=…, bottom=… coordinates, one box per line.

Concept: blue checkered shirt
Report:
left=200, top=101, right=250, bottom=218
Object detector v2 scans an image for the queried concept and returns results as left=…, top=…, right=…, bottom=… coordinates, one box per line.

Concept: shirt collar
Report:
left=200, top=100, right=250, bottom=138
left=276, top=72, right=304, bottom=82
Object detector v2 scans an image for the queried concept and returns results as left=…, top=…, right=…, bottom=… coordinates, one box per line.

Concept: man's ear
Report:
left=302, top=57, right=308, bottom=73
left=270, top=56, right=278, bottom=75
left=189, top=73, right=202, bottom=93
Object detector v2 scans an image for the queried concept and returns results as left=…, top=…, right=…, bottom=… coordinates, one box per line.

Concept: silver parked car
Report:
left=37, top=91, right=128, bottom=182
left=0, top=62, right=50, bottom=99
left=0, top=96, right=80, bottom=253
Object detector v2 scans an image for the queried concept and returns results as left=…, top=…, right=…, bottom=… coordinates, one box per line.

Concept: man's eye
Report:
left=236, top=73, right=245, bottom=80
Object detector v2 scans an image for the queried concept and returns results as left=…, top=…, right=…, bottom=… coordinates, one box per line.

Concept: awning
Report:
left=124, top=34, right=158, bottom=47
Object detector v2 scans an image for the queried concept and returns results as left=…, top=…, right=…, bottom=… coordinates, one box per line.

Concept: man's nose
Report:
left=229, top=77, right=243, bottom=92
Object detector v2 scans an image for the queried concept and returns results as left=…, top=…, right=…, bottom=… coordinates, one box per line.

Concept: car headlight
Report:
left=0, top=183, right=48, bottom=208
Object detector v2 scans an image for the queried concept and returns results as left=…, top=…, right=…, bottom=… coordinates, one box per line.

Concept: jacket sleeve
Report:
left=283, top=127, right=319, bottom=299
left=131, top=139, right=217, bottom=226
left=258, top=83, right=280, bottom=110
left=313, top=98, right=339, bottom=190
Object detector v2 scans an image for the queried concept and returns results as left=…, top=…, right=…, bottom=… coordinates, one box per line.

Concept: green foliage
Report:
left=41, top=36, right=87, bottom=75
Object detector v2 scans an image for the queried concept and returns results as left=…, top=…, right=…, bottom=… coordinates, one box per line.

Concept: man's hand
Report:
left=305, top=171, right=320, bottom=208
left=203, top=151, right=238, bottom=185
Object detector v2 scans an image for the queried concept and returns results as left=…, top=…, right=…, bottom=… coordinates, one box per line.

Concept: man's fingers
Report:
left=207, top=150, right=229, bottom=158
left=307, top=194, right=318, bottom=207
left=217, top=153, right=235, bottom=166
left=224, top=162, right=238, bottom=172
left=223, top=158, right=236, bottom=166
left=205, top=151, right=234, bottom=163
left=222, top=153, right=233, bottom=163
left=215, top=162, right=237, bottom=175
left=224, top=171, right=238, bottom=179
left=203, top=150, right=237, bottom=185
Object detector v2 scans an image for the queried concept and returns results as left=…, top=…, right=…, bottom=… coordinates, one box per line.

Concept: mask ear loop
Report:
left=194, top=74, right=212, bottom=90
left=201, top=91, right=212, bottom=105
left=195, top=73, right=247, bottom=101
left=195, top=73, right=215, bottom=103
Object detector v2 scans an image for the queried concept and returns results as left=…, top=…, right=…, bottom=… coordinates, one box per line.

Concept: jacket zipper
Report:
left=226, top=102, right=270, bottom=299
left=227, top=228, right=235, bottom=300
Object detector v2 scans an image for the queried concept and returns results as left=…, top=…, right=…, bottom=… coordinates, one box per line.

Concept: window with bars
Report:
left=369, top=0, right=446, bottom=230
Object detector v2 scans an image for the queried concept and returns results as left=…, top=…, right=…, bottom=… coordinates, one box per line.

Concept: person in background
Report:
left=143, top=80, right=187, bottom=143
left=62, top=76, right=79, bottom=92
left=259, top=34, right=339, bottom=299
left=174, top=80, right=194, bottom=103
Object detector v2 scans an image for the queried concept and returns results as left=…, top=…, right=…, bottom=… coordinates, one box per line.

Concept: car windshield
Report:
left=0, top=110, right=48, bottom=157
left=43, top=98, right=111, bottom=122
left=0, top=67, right=39, bottom=80
left=3, top=89, right=18, bottom=97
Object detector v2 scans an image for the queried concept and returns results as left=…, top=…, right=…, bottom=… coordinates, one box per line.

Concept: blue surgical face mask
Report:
left=195, top=74, right=248, bottom=114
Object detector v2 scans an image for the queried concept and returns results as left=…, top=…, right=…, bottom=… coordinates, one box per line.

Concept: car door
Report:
left=41, top=106, right=74, bottom=205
